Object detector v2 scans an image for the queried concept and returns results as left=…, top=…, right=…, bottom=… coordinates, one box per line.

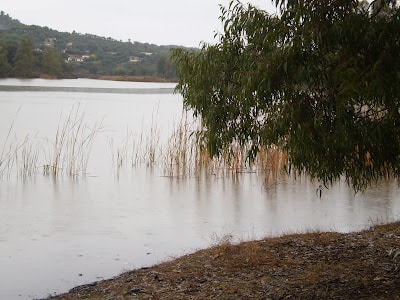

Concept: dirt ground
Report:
left=46, top=222, right=400, bottom=299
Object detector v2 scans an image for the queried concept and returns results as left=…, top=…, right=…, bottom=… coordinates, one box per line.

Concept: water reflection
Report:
left=1, top=163, right=400, bottom=300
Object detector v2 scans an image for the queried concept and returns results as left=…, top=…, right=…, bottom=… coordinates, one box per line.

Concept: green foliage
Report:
left=172, top=0, right=400, bottom=191
left=0, top=11, right=21, bottom=29
left=42, top=49, right=66, bottom=77
left=157, top=53, right=176, bottom=78
left=0, top=43, right=12, bottom=76
left=13, top=38, right=35, bottom=77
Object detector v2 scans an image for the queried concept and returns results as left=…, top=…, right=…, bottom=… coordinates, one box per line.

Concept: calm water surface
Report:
left=0, top=78, right=399, bottom=299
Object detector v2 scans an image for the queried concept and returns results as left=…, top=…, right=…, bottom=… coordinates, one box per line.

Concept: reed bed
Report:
left=0, top=105, right=102, bottom=179
left=163, top=113, right=198, bottom=177
left=1, top=105, right=287, bottom=183
left=18, top=135, right=41, bottom=178
left=162, top=112, right=288, bottom=181
left=0, top=108, right=30, bottom=178
left=44, top=104, right=103, bottom=177
left=109, top=129, right=157, bottom=169
left=0, top=136, right=19, bottom=178
left=109, top=107, right=161, bottom=170
left=1, top=132, right=46, bottom=179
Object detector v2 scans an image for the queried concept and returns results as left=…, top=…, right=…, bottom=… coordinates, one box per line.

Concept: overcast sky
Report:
left=1, top=0, right=277, bottom=47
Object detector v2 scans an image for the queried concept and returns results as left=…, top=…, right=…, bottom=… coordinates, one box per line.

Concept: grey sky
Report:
left=1, top=0, right=276, bottom=47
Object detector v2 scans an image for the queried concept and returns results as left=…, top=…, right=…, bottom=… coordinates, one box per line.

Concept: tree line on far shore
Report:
left=0, top=11, right=180, bottom=79
left=0, top=38, right=73, bottom=78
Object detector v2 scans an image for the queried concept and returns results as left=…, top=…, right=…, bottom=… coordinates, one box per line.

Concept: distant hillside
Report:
left=0, top=11, right=189, bottom=80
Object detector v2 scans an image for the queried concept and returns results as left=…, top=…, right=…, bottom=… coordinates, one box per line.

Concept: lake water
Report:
left=0, top=78, right=399, bottom=299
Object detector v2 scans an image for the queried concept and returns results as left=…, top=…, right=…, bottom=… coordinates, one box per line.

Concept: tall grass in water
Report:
left=0, top=132, right=17, bottom=178
left=2, top=106, right=287, bottom=182
left=256, top=145, right=288, bottom=185
left=163, top=113, right=197, bottom=177
left=0, top=109, right=44, bottom=178
left=109, top=129, right=145, bottom=169
left=1, top=105, right=285, bottom=181
left=145, top=107, right=161, bottom=165
left=44, top=104, right=103, bottom=177
left=0, top=106, right=101, bottom=179
left=0, top=108, right=23, bottom=178
left=18, top=135, right=41, bottom=178
left=162, top=112, right=288, bottom=180
left=109, top=105, right=161, bottom=170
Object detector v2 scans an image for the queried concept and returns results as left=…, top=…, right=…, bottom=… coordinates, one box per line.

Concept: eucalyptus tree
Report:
left=172, top=0, right=400, bottom=191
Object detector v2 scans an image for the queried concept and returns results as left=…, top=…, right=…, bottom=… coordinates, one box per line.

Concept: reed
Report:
left=18, top=135, right=41, bottom=178
left=256, top=145, right=288, bottom=185
left=162, top=112, right=288, bottom=181
left=46, top=104, right=103, bottom=177
left=144, top=106, right=161, bottom=166
left=1, top=105, right=286, bottom=182
left=163, top=112, right=197, bottom=177
left=0, top=137, right=18, bottom=178
left=0, top=120, right=43, bottom=179
left=109, top=129, right=142, bottom=169
left=109, top=134, right=127, bottom=169
left=0, top=108, right=22, bottom=178
left=110, top=105, right=162, bottom=171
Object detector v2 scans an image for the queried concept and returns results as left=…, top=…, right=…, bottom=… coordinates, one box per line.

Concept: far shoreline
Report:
left=94, top=75, right=177, bottom=83
left=41, top=73, right=178, bottom=83
left=1, top=74, right=178, bottom=84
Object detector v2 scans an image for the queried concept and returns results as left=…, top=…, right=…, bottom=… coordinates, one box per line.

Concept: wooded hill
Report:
left=0, top=11, right=184, bottom=79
